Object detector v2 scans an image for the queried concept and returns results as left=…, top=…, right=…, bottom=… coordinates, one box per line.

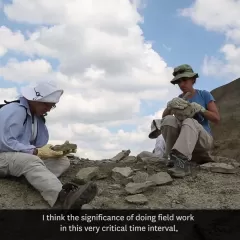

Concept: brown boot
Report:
left=57, top=181, right=97, bottom=209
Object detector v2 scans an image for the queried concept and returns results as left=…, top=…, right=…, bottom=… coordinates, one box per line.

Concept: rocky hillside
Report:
left=0, top=152, right=240, bottom=209
left=210, top=78, right=240, bottom=161
left=0, top=79, right=239, bottom=209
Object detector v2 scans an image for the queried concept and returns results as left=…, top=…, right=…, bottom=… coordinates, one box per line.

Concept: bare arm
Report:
left=202, top=101, right=220, bottom=124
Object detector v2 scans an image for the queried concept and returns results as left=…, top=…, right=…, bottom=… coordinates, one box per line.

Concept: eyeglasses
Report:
left=43, top=102, right=56, bottom=110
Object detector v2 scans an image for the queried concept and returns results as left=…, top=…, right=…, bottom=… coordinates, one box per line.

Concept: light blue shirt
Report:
left=179, top=89, right=215, bottom=135
left=0, top=97, right=49, bottom=154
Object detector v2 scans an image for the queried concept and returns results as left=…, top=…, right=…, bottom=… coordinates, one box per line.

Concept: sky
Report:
left=0, top=0, right=239, bottom=159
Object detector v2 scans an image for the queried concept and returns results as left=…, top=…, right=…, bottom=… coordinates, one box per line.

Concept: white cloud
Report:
left=0, top=26, right=25, bottom=57
left=0, top=59, right=52, bottom=83
left=0, top=88, right=19, bottom=104
left=180, top=0, right=240, bottom=79
left=47, top=108, right=165, bottom=159
left=0, top=0, right=177, bottom=159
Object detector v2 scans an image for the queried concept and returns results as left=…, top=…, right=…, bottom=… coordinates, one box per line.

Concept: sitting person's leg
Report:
left=172, top=118, right=213, bottom=159
left=1, top=152, right=97, bottom=208
left=161, top=116, right=181, bottom=158
left=43, top=156, right=70, bottom=177
left=5, top=152, right=62, bottom=207
left=0, top=153, right=8, bottom=177
left=161, top=115, right=181, bottom=166
left=168, top=118, right=213, bottom=177
left=192, top=132, right=214, bottom=164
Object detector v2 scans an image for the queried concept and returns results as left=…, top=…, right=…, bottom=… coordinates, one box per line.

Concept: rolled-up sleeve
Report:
left=0, top=106, right=36, bottom=154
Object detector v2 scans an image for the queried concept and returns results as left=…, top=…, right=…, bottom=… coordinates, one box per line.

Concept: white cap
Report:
left=20, top=82, right=64, bottom=103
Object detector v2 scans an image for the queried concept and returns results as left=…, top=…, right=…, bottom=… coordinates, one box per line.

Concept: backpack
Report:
left=0, top=100, right=46, bottom=124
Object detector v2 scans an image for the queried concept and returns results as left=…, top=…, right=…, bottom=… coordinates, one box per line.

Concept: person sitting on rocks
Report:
left=161, top=64, right=220, bottom=178
left=0, top=82, right=97, bottom=209
left=137, top=119, right=166, bottom=160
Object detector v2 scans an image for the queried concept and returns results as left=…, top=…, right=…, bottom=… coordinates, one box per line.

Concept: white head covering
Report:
left=148, top=119, right=162, bottom=139
left=20, top=82, right=63, bottom=103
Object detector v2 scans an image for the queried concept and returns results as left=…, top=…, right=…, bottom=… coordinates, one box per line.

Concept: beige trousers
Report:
left=161, top=115, right=213, bottom=160
left=0, top=152, right=70, bottom=207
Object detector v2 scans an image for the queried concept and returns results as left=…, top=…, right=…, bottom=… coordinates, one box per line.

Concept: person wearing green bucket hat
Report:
left=160, top=64, right=220, bottom=178
left=170, top=64, right=199, bottom=84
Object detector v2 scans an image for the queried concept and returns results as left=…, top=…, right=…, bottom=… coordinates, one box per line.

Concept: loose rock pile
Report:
left=0, top=148, right=240, bottom=209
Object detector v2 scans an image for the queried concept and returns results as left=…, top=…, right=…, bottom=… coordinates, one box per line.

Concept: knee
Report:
left=182, top=118, right=193, bottom=124
left=182, top=118, right=197, bottom=127
left=58, top=157, right=70, bottom=171
left=9, top=153, right=45, bottom=177
left=161, top=115, right=178, bottom=128
left=21, top=154, right=45, bottom=166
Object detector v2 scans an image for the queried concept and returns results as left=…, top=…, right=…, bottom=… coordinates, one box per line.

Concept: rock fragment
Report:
left=132, top=171, right=149, bottom=183
left=200, top=163, right=237, bottom=174
left=125, top=181, right=156, bottom=195
left=112, top=167, right=133, bottom=182
left=110, top=150, right=131, bottom=162
left=147, top=172, right=173, bottom=186
left=125, top=194, right=148, bottom=204
left=122, top=156, right=137, bottom=163
left=81, top=204, right=94, bottom=209
left=109, top=184, right=122, bottom=190
left=75, top=167, right=99, bottom=183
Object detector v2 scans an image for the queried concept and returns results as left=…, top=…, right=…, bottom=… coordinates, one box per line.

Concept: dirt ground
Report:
left=0, top=157, right=240, bottom=209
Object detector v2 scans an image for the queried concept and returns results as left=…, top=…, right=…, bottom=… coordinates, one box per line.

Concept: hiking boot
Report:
left=166, top=159, right=174, bottom=168
left=167, top=150, right=191, bottom=178
left=163, top=154, right=174, bottom=167
left=58, top=181, right=97, bottom=209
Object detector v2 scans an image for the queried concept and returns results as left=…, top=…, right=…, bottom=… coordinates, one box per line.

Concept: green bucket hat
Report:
left=170, top=64, right=199, bottom=84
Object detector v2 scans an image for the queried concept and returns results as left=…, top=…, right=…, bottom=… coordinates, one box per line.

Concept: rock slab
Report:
left=125, top=194, right=148, bottom=204
left=111, top=150, right=131, bottom=162
left=75, top=167, right=99, bottom=183
left=125, top=181, right=156, bottom=195
left=200, top=163, right=237, bottom=174
left=112, top=167, right=133, bottom=182
left=147, top=172, right=173, bottom=186
left=132, top=171, right=149, bottom=183
left=122, top=156, right=137, bottom=163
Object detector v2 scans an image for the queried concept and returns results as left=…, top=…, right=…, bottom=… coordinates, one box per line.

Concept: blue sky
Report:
left=0, top=0, right=230, bottom=128
left=140, top=0, right=227, bottom=91
left=0, top=0, right=229, bottom=91
left=0, top=0, right=237, bottom=158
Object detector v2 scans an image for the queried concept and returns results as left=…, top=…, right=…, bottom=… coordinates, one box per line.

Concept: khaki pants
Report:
left=161, top=115, right=213, bottom=160
left=0, top=152, right=70, bottom=207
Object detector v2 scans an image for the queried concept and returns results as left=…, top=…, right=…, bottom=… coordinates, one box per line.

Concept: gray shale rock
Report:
left=125, top=194, right=148, bottom=204
left=110, top=150, right=131, bottom=162
left=200, top=162, right=237, bottom=174
left=75, top=167, right=99, bottom=183
left=132, top=171, right=149, bottom=183
left=122, top=156, right=137, bottom=163
left=125, top=181, right=156, bottom=195
left=147, top=172, right=173, bottom=186
left=112, top=167, right=133, bottom=182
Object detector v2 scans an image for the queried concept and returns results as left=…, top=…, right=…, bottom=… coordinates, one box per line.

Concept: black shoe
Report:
left=58, top=181, right=97, bottom=209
